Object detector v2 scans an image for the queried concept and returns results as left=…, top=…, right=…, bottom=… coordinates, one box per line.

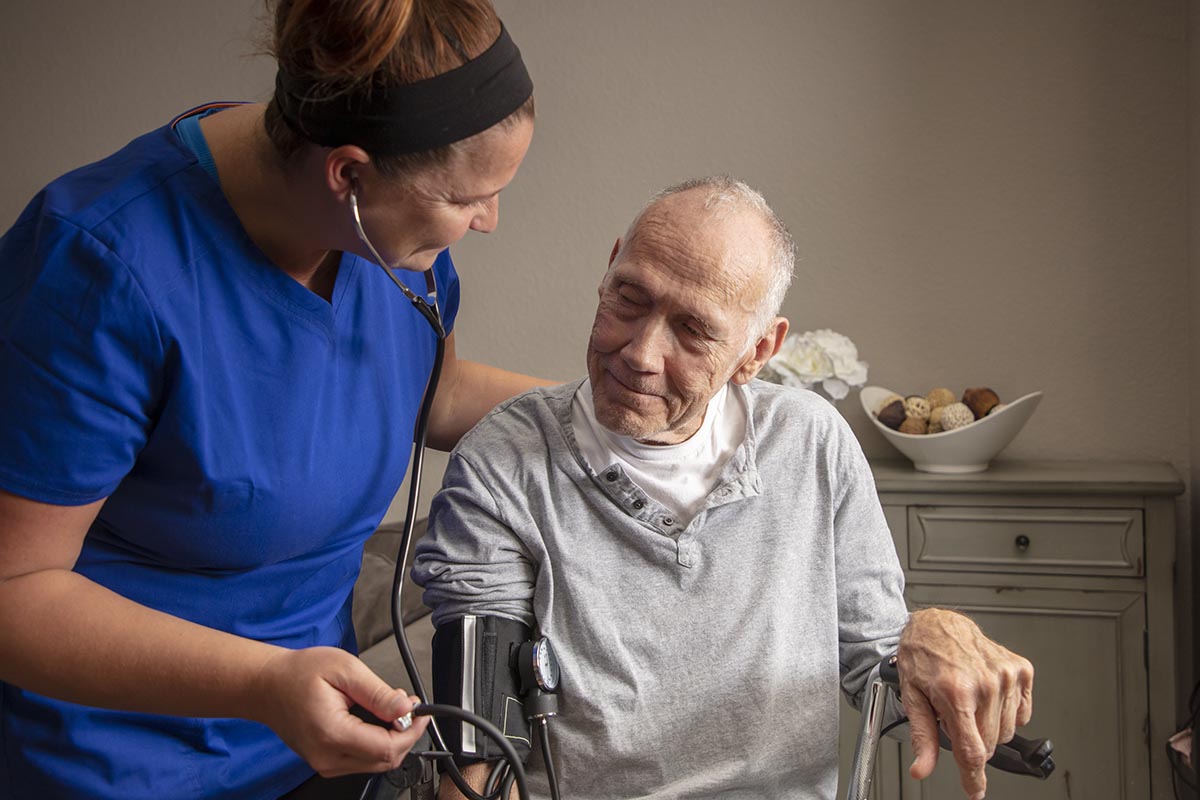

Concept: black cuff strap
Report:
left=432, top=615, right=534, bottom=764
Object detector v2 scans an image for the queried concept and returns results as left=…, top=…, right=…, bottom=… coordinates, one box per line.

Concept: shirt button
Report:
left=632, top=499, right=645, bottom=510
left=662, top=517, right=674, bottom=526
left=605, top=470, right=618, bottom=481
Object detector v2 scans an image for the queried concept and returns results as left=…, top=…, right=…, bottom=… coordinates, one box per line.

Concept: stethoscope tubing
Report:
left=349, top=188, right=528, bottom=800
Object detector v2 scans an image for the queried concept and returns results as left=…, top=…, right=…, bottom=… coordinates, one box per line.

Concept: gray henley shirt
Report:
left=413, top=378, right=908, bottom=799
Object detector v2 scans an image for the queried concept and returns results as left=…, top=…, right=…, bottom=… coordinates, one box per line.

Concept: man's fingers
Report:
left=997, top=670, right=1021, bottom=745
left=1016, top=661, right=1035, bottom=727
left=996, top=654, right=1034, bottom=742
left=943, top=708, right=988, bottom=800
left=976, top=682, right=1001, bottom=756
left=902, top=687, right=941, bottom=780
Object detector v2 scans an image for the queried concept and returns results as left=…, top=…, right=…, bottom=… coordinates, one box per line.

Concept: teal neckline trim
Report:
left=174, top=110, right=220, bottom=181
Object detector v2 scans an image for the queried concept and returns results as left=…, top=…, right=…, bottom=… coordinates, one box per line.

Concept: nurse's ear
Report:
left=325, top=145, right=372, bottom=202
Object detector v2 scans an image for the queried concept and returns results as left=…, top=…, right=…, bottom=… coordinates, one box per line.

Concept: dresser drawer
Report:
left=907, top=506, right=1143, bottom=577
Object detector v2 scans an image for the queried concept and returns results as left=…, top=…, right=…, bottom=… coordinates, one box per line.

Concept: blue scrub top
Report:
left=0, top=109, right=460, bottom=798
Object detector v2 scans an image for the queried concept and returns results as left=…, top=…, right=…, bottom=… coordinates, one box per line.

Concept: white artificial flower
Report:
left=821, top=377, right=851, bottom=401
left=762, top=329, right=868, bottom=403
left=810, top=329, right=868, bottom=387
left=770, top=331, right=833, bottom=387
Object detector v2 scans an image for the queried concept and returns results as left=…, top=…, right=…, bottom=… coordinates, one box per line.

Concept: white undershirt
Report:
left=571, top=379, right=747, bottom=524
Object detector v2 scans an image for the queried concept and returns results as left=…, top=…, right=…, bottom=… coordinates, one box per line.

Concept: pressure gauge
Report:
left=519, top=636, right=560, bottom=693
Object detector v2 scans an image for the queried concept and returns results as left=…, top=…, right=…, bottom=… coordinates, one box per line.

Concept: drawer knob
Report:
left=1015, top=534, right=1031, bottom=552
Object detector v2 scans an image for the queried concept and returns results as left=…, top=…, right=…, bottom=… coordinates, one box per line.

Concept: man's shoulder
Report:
left=454, top=379, right=580, bottom=463
left=744, top=379, right=849, bottom=434
left=744, top=381, right=873, bottom=491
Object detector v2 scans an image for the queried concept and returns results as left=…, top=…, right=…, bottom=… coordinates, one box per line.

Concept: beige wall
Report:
left=2, top=2, right=1194, bottom=659
left=479, top=0, right=1192, bottom=459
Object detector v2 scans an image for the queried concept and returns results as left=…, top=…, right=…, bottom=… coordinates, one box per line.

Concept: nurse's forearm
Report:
left=433, top=359, right=553, bottom=445
left=0, top=567, right=284, bottom=719
left=428, top=336, right=555, bottom=450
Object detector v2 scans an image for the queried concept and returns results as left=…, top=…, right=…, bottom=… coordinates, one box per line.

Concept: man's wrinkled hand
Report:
left=896, top=608, right=1034, bottom=800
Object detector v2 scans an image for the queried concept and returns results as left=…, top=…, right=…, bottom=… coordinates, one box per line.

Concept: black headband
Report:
left=274, top=23, right=532, bottom=155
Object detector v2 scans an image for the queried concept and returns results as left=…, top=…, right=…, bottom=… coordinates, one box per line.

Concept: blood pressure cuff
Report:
left=432, top=615, right=533, bottom=765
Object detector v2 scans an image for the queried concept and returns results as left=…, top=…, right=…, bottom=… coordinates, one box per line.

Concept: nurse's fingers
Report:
left=317, top=712, right=431, bottom=777
left=251, top=646, right=427, bottom=777
left=334, top=657, right=420, bottom=729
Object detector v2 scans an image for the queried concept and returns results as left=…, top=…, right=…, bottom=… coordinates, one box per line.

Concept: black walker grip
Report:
left=879, top=656, right=1055, bottom=779
left=936, top=729, right=1055, bottom=779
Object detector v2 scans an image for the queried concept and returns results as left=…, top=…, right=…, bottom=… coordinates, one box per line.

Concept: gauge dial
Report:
left=531, top=637, right=560, bottom=692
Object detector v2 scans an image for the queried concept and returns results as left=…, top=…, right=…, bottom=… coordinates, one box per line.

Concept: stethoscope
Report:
left=347, top=182, right=543, bottom=800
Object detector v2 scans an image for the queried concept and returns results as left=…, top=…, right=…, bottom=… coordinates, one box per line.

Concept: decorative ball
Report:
left=926, top=387, right=956, bottom=409
left=962, top=387, right=1001, bottom=419
left=903, top=395, right=931, bottom=421
left=899, top=416, right=928, bottom=435
left=941, top=402, right=975, bottom=431
left=876, top=399, right=906, bottom=430
left=876, top=393, right=904, bottom=415
left=928, top=406, right=945, bottom=434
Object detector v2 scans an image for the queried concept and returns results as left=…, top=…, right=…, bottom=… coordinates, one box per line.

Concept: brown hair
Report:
left=264, top=0, right=534, bottom=176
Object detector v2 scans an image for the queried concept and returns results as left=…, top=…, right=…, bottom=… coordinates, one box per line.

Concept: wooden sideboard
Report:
left=837, top=459, right=1186, bottom=800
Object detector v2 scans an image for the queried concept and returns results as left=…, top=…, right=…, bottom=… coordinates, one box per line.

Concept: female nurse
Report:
left=0, top=1, right=541, bottom=797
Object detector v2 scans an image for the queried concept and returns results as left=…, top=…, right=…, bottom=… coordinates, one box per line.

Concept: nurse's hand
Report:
left=248, top=646, right=430, bottom=777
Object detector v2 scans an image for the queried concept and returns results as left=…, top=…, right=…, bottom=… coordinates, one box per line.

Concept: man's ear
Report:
left=731, top=317, right=789, bottom=385
left=608, top=237, right=622, bottom=267
left=324, top=145, right=373, bottom=201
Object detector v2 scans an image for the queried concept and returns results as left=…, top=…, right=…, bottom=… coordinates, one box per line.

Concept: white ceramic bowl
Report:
left=860, top=386, right=1043, bottom=474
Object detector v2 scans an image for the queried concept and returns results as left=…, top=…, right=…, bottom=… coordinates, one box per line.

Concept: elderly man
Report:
left=413, top=176, right=1033, bottom=800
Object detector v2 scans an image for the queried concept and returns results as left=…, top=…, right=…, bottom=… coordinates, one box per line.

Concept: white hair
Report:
left=615, top=175, right=795, bottom=350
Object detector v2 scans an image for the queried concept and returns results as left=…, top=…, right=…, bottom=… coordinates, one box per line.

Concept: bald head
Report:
left=586, top=177, right=793, bottom=445
left=614, top=176, right=795, bottom=346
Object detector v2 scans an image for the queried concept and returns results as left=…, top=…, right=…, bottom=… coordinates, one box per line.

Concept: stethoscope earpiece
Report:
left=346, top=176, right=443, bottom=333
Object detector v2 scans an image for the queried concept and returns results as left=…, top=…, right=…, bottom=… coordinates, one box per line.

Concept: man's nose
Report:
left=470, top=197, right=499, bottom=233
left=621, top=318, right=667, bottom=373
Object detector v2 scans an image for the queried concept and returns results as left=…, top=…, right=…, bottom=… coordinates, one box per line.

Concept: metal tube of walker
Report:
left=845, top=676, right=889, bottom=800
